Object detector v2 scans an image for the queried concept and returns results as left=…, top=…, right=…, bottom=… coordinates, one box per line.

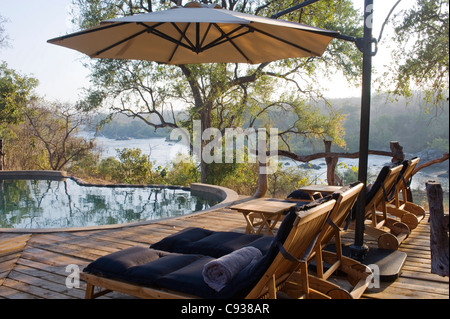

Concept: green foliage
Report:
left=95, top=150, right=199, bottom=186
left=0, top=62, right=38, bottom=130
left=268, top=164, right=313, bottom=198
left=164, top=155, right=200, bottom=186
left=4, top=101, right=97, bottom=171
left=97, top=156, right=120, bottom=180
left=113, top=148, right=155, bottom=184
left=336, top=162, right=359, bottom=185
left=385, top=0, right=449, bottom=104
left=332, top=94, right=449, bottom=154
left=428, top=138, right=449, bottom=153
left=207, top=161, right=259, bottom=195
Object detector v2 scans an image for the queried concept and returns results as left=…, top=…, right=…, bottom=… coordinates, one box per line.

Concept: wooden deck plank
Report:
left=0, top=206, right=448, bottom=300
left=2, top=274, right=72, bottom=299
left=0, top=283, right=42, bottom=299
left=0, top=234, right=31, bottom=256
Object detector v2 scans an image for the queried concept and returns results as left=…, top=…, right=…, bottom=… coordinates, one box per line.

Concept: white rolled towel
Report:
left=202, top=246, right=262, bottom=292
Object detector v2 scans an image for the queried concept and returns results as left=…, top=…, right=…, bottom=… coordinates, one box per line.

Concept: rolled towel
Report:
left=202, top=246, right=262, bottom=292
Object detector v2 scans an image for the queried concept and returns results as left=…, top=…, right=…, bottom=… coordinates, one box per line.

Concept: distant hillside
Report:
left=84, top=93, right=449, bottom=158
left=86, top=113, right=172, bottom=139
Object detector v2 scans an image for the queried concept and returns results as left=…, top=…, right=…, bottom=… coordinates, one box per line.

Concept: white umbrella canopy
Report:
left=48, top=1, right=341, bottom=64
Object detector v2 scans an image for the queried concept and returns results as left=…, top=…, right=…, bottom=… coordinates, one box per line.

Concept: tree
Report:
left=382, top=0, right=449, bottom=105
left=72, top=0, right=363, bottom=183
left=22, top=101, right=96, bottom=171
left=0, top=62, right=38, bottom=130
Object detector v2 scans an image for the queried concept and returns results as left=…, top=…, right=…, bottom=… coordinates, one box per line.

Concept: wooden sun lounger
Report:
left=81, top=198, right=352, bottom=299
left=307, top=182, right=372, bottom=299
left=386, top=158, right=426, bottom=230
left=361, top=164, right=411, bottom=250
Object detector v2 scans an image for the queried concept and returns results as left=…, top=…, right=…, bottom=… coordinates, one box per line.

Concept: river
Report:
left=91, top=135, right=448, bottom=193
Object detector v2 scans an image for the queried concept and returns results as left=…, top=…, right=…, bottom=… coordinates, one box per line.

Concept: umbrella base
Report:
left=325, top=244, right=407, bottom=282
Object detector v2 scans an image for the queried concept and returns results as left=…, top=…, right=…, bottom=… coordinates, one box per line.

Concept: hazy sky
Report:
left=1, top=0, right=413, bottom=104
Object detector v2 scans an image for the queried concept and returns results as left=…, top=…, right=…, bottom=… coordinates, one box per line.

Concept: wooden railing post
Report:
left=426, top=181, right=449, bottom=277
left=389, top=141, right=404, bottom=163
left=324, top=140, right=340, bottom=186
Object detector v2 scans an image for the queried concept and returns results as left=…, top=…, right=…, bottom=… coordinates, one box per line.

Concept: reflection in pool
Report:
left=0, top=178, right=219, bottom=229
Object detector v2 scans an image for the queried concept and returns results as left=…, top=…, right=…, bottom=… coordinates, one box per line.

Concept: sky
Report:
left=0, top=0, right=414, bottom=104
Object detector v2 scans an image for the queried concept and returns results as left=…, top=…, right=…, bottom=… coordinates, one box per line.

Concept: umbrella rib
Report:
left=247, top=25, right=318, bottom=56
left=137, top=22, right=196, bottom=53
left=48, top=22, right=130, bottom=42
left=202, top=24, right=248, bottom=49
left=206, top=24, right=251, bottom=62
left=94, top=29, right=148, bottom=57
left=202, top=28, right=253, bottom=51
left=170, top=22, right=196, bottom=51
left=168, top=23, right=192, bottom=63
left=196, top=23, right=200, bottom=52
left=199, top=23, right=213, bottom=48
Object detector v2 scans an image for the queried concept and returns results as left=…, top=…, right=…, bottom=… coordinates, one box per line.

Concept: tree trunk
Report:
left=199, top=102, right=213, bottom=183
left=324, top=140, right=339, bottom=186
left=253, top=161, right=268, bottom=198
left=426, top=181, right=449, bottom=277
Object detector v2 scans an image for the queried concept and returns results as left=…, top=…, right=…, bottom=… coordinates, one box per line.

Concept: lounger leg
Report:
left=85, top=282, right=95, bottom=299
left=268, top=275, right=277, bottom=299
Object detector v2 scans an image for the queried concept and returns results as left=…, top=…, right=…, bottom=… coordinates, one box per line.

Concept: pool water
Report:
left=0, top=179, right=219, bottom=229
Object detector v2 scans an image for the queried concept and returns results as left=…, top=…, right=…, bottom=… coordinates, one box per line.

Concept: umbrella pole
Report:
left=271, top=0, right=407, bottom=281
left=350, top=0, right=374, bottom=261
left=348, top=0, right=407, bottom=282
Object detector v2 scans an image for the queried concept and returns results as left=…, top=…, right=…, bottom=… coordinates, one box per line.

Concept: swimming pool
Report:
left=0, top=177, right=221, bottom=230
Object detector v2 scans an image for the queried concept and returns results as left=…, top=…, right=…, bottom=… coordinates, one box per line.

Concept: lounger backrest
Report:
left=396, top=157, right=419, bottom=193
left=245, top=198, right=336, bottom=298
left=365, top=164, right=403, bottom=211
left=317, top=182, right=363, bottom=247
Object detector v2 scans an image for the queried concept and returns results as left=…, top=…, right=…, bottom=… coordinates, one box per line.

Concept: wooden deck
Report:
left=0, top=202, right=448, bottom=300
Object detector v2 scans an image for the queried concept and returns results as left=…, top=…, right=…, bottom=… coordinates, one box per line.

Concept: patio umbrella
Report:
left=48, top=1, right=341, bottom=65
left=49, top=0, right=406, bottom=279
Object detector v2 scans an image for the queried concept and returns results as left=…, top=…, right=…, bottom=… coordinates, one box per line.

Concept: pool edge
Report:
left=0, top=171, right=239, bottom=233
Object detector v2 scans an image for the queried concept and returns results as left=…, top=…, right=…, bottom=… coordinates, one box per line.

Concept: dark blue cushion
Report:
left=150, top=198, right=317, bottom=258
left=155, top=251, right=263, bottom=299
left=186, top=231, right=266, bottom=257
left=151, top=227, right=265, bottom=258
left=154, top=210, right=300, bottom=299
left=83, top=246, right=205, bottom=286
left=287, top=189, right=328, bottom=201
left=366, top=165, right=391, bottom=204
left=150, top=227, right=214, bottom=253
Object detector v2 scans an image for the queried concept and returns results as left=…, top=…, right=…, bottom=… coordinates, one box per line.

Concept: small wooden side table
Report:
left=297, top=185, right=342, bottom=200
left=230, top=199, right=297, bottom=235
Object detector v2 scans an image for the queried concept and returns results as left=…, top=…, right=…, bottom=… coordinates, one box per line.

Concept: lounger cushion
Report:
left=83, top=245, right=263, bottom=298
left=366, top=165, right=391, bottom=204
left=150, top=227, right=268, bottom=258
left=155, top=250, right=263, bottom=299
left=155, top=209, right=300, bottom=298
left=287, top=189, right=327, bottom=202
left=83, top=246, right=206, bottom=286
left=150, top=199, right=314, bottom=258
